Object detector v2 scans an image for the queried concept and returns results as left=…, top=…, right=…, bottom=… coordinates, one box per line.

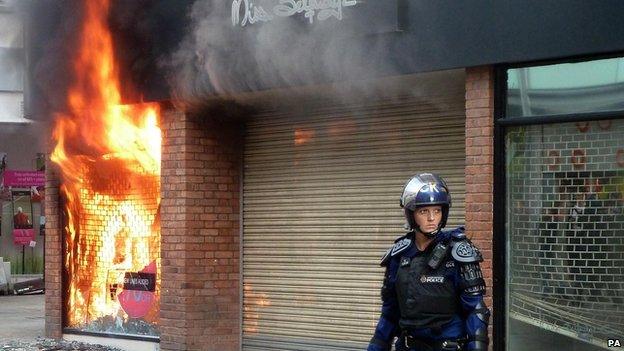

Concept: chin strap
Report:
left=418, top=225, right=441, bottom=238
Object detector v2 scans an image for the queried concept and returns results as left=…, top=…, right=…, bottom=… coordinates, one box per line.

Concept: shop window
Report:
left=507, top=57, right=624, bottom=117
left=0, top=47, right=24, bottom=91
left=505, top=120, right=624, bottom=350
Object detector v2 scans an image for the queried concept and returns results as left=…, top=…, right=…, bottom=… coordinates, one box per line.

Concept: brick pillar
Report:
left=44, top=158, right=63, bottom=338
left=160, top=108, right=242, bottom=351
left=465, top=66, right=495, bottom=350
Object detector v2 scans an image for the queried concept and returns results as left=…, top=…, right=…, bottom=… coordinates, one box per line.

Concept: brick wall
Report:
left=160, top=108, right=243, bottom=351
left=507, top=120, right=624, bottom=341
left=44, top=158, right=63, bottom=338
left=465, top=66, right=495, bottom=348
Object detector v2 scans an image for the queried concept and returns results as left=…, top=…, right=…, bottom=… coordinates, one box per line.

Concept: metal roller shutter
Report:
left=243, top=85, right=466, bottom=351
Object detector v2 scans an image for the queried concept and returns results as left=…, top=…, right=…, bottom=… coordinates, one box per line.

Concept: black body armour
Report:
left=395, top=246, right=460, bottom=331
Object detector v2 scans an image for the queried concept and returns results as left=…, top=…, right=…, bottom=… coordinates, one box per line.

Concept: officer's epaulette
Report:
left=449, top=226, right=466, bottom=241
left=450, top=235, right=483, bottom=263
left=380, top=234, right=413, bottom=266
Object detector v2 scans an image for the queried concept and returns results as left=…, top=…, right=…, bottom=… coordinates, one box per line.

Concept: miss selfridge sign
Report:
left=232, top=0, right=360, bottom=27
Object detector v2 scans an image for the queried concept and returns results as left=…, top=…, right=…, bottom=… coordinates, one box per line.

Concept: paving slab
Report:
left=0, top=294, right=45, bottom=341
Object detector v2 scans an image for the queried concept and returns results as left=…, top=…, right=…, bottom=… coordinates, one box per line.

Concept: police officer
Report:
left=368, top=173, right=489, bottom=351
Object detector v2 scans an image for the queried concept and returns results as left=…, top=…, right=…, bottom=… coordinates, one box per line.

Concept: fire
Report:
left=51, top=0, right=161, bottom=332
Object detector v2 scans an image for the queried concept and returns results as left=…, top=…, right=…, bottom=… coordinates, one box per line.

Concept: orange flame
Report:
left=51, top=0, right=161, bottom=330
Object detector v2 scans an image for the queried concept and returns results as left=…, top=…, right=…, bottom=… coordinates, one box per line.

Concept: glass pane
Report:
left=0, top=12, right=24, bottom=48
left=507, top=57, right=624, bottom=117
left=506, top=119, right=624, bottom=350
left=0, top=48, right=24, bottom=91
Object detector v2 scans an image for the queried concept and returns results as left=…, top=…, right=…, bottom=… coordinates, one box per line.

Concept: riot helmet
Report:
left=400, top=173, right=451, bottom=237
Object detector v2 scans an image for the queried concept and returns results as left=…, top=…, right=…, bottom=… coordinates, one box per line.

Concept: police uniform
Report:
left=367, top=173, right=489, bottom=351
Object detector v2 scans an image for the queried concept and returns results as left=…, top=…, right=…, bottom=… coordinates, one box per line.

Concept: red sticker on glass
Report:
left=571, top=149, right=586, bottom=170
left=598, top=120, right=612, bottom=130
left=547, top=150, right=561, bottom=171
left=575, top=122, right=590, bottom=133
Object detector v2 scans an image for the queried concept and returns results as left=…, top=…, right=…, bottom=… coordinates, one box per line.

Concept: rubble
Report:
left=0, top=338, right=123, bottom=351
left=75, top=316, right=159, bottom=337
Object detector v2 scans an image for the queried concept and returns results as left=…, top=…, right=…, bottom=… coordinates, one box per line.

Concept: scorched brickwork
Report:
left=160, top=108, right=243, bottom=351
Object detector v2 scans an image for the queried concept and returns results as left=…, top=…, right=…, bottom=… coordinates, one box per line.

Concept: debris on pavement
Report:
left=12, top=278, right=45, bottom=295
left=0, top=338, right=123, bottom=351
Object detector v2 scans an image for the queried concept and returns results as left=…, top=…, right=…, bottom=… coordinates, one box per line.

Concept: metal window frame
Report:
left=492, top=51, right=624, bottom=351
left=492, top=65, right=507, bottom=351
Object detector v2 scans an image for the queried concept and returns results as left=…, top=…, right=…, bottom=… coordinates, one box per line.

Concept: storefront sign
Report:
left=232, top=0, right=358, bottom=26
left=13, top=228, right=35, bottom=245
left=123, top=272, right=156, bottom=292
left=3, top=170, right=45, bottom=187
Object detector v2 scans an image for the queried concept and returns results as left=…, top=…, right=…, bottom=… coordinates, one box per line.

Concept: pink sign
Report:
left=119, top=261, right=157, bottom=319
left=3, top=170, right=45, bottom=187
left=118, top=289, right=155, bottom=318
left=13, top=229, right=35, bottom=245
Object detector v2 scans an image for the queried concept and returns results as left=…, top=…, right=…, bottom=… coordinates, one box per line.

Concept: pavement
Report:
left=0, top=294, right=45, bottom=341
left=0, top=294, right=122, bottom=350
left=0, top=293, right=613, bottom=350
left=509, top=317, right=609, bottom=351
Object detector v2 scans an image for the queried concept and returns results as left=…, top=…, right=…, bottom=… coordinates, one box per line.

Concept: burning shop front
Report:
left=40, top=0, right=164, bottom=347
left=31, top=1, right=624, bottom=351
left=33, top=0, right=241, bottom=348
left=36, top=1, right=471, bottom=350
